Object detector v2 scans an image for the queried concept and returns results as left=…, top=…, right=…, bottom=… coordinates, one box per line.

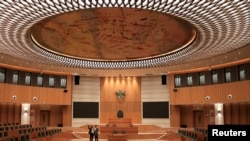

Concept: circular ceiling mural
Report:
left=31, top=8, right=196, bottom=61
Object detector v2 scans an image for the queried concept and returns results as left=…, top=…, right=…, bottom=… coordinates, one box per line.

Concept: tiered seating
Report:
left=194, top=127, right=208, bottom=135
left=0, top=123, right=62, bottom=141
left=177, top=128, right=207, bottom=141
left=0, top=130, right=8, bottom=141
left=194, top=127, right=208, bottom=141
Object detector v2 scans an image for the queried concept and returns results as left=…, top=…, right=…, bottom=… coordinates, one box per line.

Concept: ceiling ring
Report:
left=0, top=0, right=249, bottom=69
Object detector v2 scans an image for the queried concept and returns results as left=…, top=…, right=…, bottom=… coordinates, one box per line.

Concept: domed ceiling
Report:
left=0, top=0, right=249, bottom=76
left=30, top=8, right=196, bottom=61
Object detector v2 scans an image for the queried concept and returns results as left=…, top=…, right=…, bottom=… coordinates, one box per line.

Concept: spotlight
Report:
left=33, top=97, right=38, bottom=101
left=24, top=110, right=28, bottom=115
left=227, top=94, right=232, bottom=99
left=173, top=88, right=178, bottom=92
left=12, top=95, right=17, bottom=100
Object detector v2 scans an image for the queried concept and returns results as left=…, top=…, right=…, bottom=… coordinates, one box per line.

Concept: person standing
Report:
left=94, top=125, right=99, bottom=141
left=88, top=125, right=94, bottom=141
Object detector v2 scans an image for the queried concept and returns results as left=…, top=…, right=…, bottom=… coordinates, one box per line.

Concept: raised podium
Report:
left=100, top=118, right=138, bottom=141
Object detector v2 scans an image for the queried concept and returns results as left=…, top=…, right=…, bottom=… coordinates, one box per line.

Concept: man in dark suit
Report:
left=88, top=125, right=94, bottom=141
left=94, top=125, right=99, bottom=141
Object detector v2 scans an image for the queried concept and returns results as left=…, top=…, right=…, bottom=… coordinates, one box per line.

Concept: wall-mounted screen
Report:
left=143, top=101, right=169, bottom=118
left=73, top=102, right=99, bottom=118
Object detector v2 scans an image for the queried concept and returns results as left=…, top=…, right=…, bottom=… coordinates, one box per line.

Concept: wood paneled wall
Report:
left=1, top=73, right=250, bottom=128
left=169, top=74, right=250, bottom=127
left=100, top=77, right=141, bottom=123
left=30, top=105, right=62, bottom=126
left=170, top=105, right=181, bottom=127
left=171, top=103, right=250, bottom=127
left=0, top=75, right=72, bottom=126
left=0, top=103, right=71, bottom=126
left=178, top=104, right=214, bottom=128
left=0, top=75, right=72, bottom=105
left=169, top=74, right=250, bottom=105
left=0, top=103, right=21, bottom=124
left=224, top=103, right=250, bottom=125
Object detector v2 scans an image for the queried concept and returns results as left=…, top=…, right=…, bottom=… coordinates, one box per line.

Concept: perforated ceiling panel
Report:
left=0, top=0, right=249, bottom=71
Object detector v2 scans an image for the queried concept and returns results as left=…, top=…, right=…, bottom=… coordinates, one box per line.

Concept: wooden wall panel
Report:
left=50, top=106, right=62, bottom=126
left=30, top=105, right=41, bottom=126
left=62, top=105, right=72, bottom=127
left=176, top=103, right=250, bottom=127
left=247, top=103, right=250, bottom=124
left=0, top=75, right=72, bottom=105
left=0, top=75, right=72, bottom=126
left=224, top=103, right=232, bottom=124
left=0, top=104, right=21, bottom=124
left=30, top=105, right=60, bottom=126
left=100, top=77, right=141, bottom=124
left=7, top=104, right=14, bottom=123
left=0, top=104, right=7, bottom=123
left=169, top=73, right=250, bottom=127
left=169, top=78, right=250, bottom=105
left=14, top=104, right=21, bottom=124
left=170, top=105, right=181, bottom=127
left=231, top=103, right=239, bottom=124
left=181, top=103, right=250, bottom=127
left=239, top=103, right=247, bottom=124
left=203, top=105, right=214, bottom=125
left=180, top=105, right=193, bottom=127
left=179, top=104, right=214, bottom=127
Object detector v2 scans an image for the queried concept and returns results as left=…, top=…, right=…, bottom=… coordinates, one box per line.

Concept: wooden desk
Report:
left=100, top=126, right=138, bottom=134
left=108, top=118, right=132, bottom=124
left=108, top=134, right=127, bottom=141
left=101, top=118, right=138, bottom=134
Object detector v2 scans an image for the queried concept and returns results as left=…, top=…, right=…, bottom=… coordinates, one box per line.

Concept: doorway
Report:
left=40, top=110, right=50, bottom=126
left=193, top=110, right=204, bottom=127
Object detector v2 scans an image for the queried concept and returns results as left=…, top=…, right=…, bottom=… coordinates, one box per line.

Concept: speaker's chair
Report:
left=117, top=110, right=123, bottom=118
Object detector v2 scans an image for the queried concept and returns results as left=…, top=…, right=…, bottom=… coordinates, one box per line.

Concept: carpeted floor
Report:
left=43, top=125, right=182, bottom=141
